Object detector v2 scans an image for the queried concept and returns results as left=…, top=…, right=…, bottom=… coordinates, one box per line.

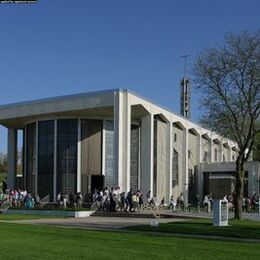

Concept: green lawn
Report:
left=0, top=214, right=63, bottom=221
left=126, top=218, right=260, bottom=240
left=0, top=222, right=259, bottom=259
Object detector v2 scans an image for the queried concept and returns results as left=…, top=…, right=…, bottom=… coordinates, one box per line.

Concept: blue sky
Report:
left=0, top=0, right=259, bottom=152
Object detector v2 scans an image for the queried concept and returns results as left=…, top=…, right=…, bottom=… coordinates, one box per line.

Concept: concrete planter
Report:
left=6, top=209, right=94, bottom=218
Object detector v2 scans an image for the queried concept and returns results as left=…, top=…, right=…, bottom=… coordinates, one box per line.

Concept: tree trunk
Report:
left=234, top=159, right=245, bottom=220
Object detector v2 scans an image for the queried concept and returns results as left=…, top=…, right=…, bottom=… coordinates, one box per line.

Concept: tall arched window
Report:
left=214, top=148, right=218, bottom=161
left=172, top=149, right=179, bottom=187
left=203, top=151, right=208, bottom=162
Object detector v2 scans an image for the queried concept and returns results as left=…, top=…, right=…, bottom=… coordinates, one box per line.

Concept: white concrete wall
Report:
left=140, top=114, right=154, bottom=196
left=154, top=118, right=167, bottom=201
left=113, top=90, right=131, bottom=192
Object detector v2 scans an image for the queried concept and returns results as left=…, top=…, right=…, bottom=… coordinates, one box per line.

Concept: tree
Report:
left=0, top=152, right=7, bottom=174
left=17, top=149, right=23, bottom=176
left=194, top=31, right=260, bottom=220
left=0, top=153, right=8, bottom=191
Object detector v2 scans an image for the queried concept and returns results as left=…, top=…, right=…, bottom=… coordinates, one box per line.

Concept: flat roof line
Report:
left=0, top=88, right=120, bottom=109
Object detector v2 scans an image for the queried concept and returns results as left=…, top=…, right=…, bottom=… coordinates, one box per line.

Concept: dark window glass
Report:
left=188, top=150, right=191, bottom=159
left=215, top=149, right=218, bottom=161
left=172, top=149, right=179, bottom=187
left=174, top=133, right=177, bottom=142
left=38, top=120, right=54, bottom=200
left=104, top=121, right=115, bottom=187
left=130, top=125, right=139, bottom=191
left=203, top=151, right=208, bottom=162
left=57, top=120, right=77, bottom=194
left=188, top=169, right=194, bottom=204
left=223, top=154, right=225, bottom=162
left=26, top=123, right=36, bottom=195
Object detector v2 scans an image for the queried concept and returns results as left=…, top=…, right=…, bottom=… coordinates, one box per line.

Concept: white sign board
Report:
left=213, top=199, right=228, bottom=226
left=150, top=219, right=159, bottom=227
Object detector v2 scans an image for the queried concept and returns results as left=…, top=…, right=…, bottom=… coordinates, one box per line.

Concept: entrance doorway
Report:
left=91, top=175, right=104, bottom=194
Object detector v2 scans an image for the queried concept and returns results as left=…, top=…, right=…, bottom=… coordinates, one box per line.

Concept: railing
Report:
left=0, top=200, right=11, bottom=213
left=39, top=195, right=50, bottom=207
left=90, top=201, right=101, bottom=212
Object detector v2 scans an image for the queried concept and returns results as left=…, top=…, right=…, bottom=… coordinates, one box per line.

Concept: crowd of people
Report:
left=91, top=187, right=260, bottom=213
left=201, top=193, right=260, bottom=213
left=91, top=186, right=144, bottom=212
left=0, top=189, right=40, bottom=209
left=1, top=186, right=259, bottom=213
left=91, top=187, right=194, bottom=212
left=0, top=189, right=84, bottom=209
left=242, top=193, right=259, bottom=212
left=56, top=192, right=83, bottom=209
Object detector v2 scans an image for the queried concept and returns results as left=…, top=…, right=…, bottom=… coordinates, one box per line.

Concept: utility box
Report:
left=213, top=199, right=229, bottom=226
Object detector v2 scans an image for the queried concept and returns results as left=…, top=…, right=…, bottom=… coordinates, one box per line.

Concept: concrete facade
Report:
left=198, top=161, right=260, bottom=198
left=0, top=89, right=257, bottom=203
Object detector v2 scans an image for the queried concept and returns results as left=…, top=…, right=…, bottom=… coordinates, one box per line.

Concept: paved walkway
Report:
left=5, top=216, right=184, bottom=229
left=166, top=210, right=260, bottom=221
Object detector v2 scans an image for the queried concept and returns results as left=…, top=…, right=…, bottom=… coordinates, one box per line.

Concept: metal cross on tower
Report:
left=181, top=50, right=190, bottom=78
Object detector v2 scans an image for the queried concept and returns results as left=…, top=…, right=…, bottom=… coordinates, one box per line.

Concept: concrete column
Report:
left=140, top=113, right=154, bottom=196
left=114, top=90, right=131, bottom=192
left=166, top=122, right=172, bottom=202
left=53, top=120, right=57, bottom=202
left=77, top=119, right=81, bottom=192
left=183, top=128, right=189, bottom=205
left=7, top=128, right=17, bottom=189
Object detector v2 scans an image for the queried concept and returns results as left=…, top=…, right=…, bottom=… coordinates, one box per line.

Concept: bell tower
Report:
left=180, top=51, right=191, bottom=119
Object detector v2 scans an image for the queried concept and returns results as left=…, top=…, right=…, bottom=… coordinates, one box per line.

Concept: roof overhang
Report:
left=0, top=90, right=115, bottom=128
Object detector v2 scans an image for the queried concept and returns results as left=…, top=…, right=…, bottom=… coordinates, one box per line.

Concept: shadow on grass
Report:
left=125, top=218, right=260, bottom=240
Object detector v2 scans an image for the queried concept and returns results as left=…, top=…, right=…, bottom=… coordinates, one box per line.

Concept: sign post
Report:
left=213, top=199, right=228, bottom=226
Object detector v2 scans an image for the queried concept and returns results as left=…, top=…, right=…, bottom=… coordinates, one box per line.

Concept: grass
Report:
left=0, top=222, right=259, bottom=260
left=126, top=218, right=260, bottom=240
left=0, top=214, right=63, bottom=221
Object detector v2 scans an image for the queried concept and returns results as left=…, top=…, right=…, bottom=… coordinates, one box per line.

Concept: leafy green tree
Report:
left=194, top=31, right=260, bottom=219
left=0, top=153, right=7, bottom=174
